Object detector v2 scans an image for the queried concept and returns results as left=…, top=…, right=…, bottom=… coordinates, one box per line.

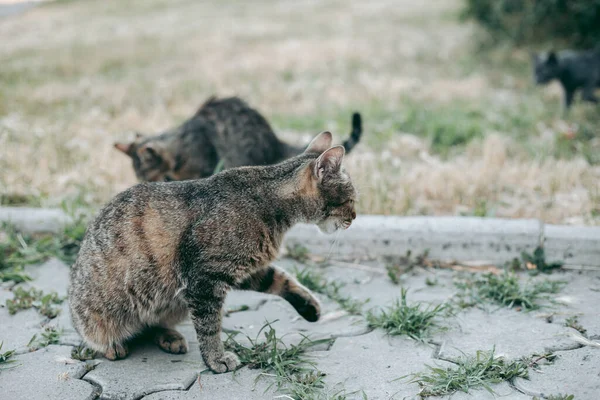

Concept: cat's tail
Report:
left=341, top=112, right=362, bottom=154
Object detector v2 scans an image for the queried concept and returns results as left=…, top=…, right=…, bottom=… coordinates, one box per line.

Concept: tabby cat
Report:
left=114, top=96, right=363, bottom=182
left=69, top=131, right=357, bottom=373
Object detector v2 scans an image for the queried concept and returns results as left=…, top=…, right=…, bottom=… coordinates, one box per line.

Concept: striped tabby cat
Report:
left=69, top=131, right=357, bottom=373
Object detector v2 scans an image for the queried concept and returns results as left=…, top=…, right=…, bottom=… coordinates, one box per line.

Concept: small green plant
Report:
left=565, top=316, right=587, bottom=335
left=5, top=287, right=63, bottom=318
left=520, top=246, right=563, bottom=275
left=293, top=267, right=367, bottom=315
left=366, top=288, right=448, bottom=340
left=28, top=326, right=62, bottom=350
left=71, top=344, right=97, bottom=361
left=0, top=269, right=31, bottom=283
left=286, top=243, right=310, bottom=263
left=545, top=395, right=575, bottom=400
left=0, top=341, right=18, bottom=370
left=408, top=348, right=528, bottom=397
left=425, top=277, right=438, bottom=286
left=454, top=271, right=564, bottom=310
left=385, top=250, right=430, bottom=285
left=224, top=322, right=333, bottom=398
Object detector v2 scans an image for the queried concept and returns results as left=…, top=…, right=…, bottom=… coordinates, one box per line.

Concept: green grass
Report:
left=71, top=344, right=97, bottom=361
left=28, top=326, right=62, bottom=350
left=519, top=246, right=563, bottom=275
left=454, top=271, right=565, bottom=310
left=0, top=205, right=88, bottom=283
left=366, top=288, right=449, bottom=340
left=6, top=287, right=63, bottom=318
left=293, top=267, right=368, bottom=315
left=0, top=341, right=18, bottom=371
left=286, top=243, right=311, bottom=263
left=224, top=322, right=336, bottom=399
left=385, top=250, right=430, bottom=285
left=408, top=348, right=528, bottom=397
left=565, top=316, right=587, bottom=335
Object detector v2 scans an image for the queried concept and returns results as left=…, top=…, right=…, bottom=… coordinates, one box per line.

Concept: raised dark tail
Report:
left=341, top=112, right=362, bottom=154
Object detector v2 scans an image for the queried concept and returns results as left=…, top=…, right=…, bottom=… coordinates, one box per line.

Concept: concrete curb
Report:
left=1, top=207, right=598, bottom=267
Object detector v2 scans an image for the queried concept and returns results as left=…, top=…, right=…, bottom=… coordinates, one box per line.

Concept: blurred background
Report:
left=0, top=0, right=598, bottom=225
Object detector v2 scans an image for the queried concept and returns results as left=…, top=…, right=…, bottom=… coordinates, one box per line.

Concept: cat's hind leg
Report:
left=236, top=265, right=321, bottom=322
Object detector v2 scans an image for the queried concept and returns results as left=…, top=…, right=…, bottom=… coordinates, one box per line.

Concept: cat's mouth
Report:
left=340, top=220, right=352, bottom=230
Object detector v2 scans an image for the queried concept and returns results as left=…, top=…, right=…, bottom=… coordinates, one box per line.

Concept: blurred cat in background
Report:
left=532, top=47, right=600, bottom=109
left=115, top=96, right=363, bottom=182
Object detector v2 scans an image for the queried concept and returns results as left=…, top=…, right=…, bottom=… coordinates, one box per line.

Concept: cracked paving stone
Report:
left=24, top=258, right=71, bottom=297
left=0, top=344, right=98, bottom=400
left=142, top=367, right=276, bottom=400
left=222, top=297, right=368, bottom=345
left=554, top=270, right=600, bottom=336
left=514, top=346, right=600, bottom=399
left=0, top=307, right=46, bottom=353
left=436, top=308, right=575, bottom=362
left=316, top=330, right=454, bottom=400
left=83, top=327, right=204, bottom=400
left=330, top=267, right=456, bottom=311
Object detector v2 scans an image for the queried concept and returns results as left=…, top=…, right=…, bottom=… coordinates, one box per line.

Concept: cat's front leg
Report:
left=187, top=286, right=240, bottom=373
left=236, top=265, right=321, bottom=322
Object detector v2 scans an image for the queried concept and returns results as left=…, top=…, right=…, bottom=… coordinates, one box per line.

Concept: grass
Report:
left=6, top=287, right=64, bottom=318
left=455, top=271, right=565, bottom=310
left=408, top=348, right=529, bottom=397
left=565, top=316, right=587, bottom=335
left=0, top=205, right=88, bottom=283
left=286, top=243, right=311, bottom=263
left=0, top=341, right=18, bottom=371
left=454, top=271, right=565, bottom=311
left=385, top=250, right=430, bottom=285
left=519, top=246, right=564, bottom=275
left=366, top=288, right=449, bottom=340
left=71, top=344, right=97, bottom=361
left=294, top=267, right=367, bottom=315
left=28, top=326, right=62, bottom=350
left=0, top=0, right=598, bottom=225
left=224, top=322, right=338, bottom=399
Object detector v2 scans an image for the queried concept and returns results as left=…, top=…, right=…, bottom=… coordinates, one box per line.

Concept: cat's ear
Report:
left=304, top=131, right=333, bottom=154
left=114, top=142, right=133, bottom=156
left=314, top=145, right=345, bottom=179
left=547, top=51, right=558, bottom=65
left=138, top=144, right=161, bottom=163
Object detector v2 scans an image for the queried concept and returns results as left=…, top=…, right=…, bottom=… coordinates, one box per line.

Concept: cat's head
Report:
left=114, top=134, right=175, bottom=182
left=532, top=51, right=560, bottom=84
left=300, top=132, right=358, bottom=234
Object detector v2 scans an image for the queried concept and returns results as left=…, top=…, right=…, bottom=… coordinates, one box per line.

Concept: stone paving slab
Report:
left=143, top=368, right=276, bottom=400
left=514, top=346, right=600, bottom=399
left=436, top=307, right=575, bottom=362
left=0, top=344, right=98, bottom=400
left=3, top=253, right=600, bottom=399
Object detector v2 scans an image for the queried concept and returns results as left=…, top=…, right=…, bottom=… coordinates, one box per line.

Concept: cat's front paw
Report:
left=284, top=292, right=321, bottom=322
left=205, top=351, right=240, bottom=373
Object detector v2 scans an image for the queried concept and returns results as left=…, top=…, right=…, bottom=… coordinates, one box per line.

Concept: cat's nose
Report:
left=351, top=211, right=356, bottom=220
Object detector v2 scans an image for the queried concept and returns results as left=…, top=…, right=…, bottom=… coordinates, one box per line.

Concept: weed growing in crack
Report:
left=224, top=322, right=334, bottom=399
left=286, top=243, right=310, bottom=263
left=293, top=267, right=367, bottom=315
left=517, top=246, right=563, bottom=275
left=565, top=316, right=587, bottom=335
left=366, top=288, right=449, bottom=340
left=71, top=344, right=97, bottom=361
left=28, top=326, right=62, bottom=350
left=6, top=287, right=63, bottom=318
left=0, top=217, right=87, bottom=283
left=0, top=341, right=18, bottom=370
left=385, top=250, right=430, bottom=285
left=407, top=348, right=528, bottom=397
left=454, top=271, right=565, bottom=310
left=538, top=395, right=575, bottom=400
